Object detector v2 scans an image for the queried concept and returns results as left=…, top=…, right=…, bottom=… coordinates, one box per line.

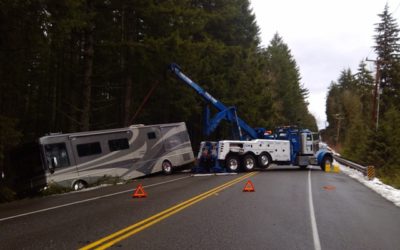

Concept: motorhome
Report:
left=36, top=122, right=194, bottom=190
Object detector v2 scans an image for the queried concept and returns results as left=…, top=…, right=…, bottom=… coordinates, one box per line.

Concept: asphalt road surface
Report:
left=1, top=165, right=400, bottom=250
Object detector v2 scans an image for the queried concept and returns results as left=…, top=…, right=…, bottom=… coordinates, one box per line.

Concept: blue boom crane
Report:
left=169, top=63, right=267, bottom=140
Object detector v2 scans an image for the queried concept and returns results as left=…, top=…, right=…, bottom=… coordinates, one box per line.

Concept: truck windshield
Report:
left=44, top=143, right=70, bottom=169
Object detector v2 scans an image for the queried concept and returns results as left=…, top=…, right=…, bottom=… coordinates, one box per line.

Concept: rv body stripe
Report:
left=73, top=131, right=191, bottom=174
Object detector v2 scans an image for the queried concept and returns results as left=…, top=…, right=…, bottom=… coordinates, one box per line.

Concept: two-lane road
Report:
left=1, top=166, right=399, bottom=249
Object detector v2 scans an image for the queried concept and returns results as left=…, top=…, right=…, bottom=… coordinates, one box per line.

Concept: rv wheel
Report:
left=162, top=161, right=173, bottom=175
left=73, top=181, right=86, bottom=191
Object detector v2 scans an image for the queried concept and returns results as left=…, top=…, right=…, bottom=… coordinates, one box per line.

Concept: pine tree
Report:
left=367, top=4, right=400, bottom=187
left=263, top=34, right=316, bottom=130
left=354, top=61, right=374, bottom=123
left=374, top=4, right=400, bottom=110
left=323, top=5, right=400, bottom=187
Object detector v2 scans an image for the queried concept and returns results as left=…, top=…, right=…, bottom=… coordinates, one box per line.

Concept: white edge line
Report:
left=0, top=176, right=191, bottom=223
left=308, top=169, right=322, bottom=250
left=192, top=174, right=215, bottom=177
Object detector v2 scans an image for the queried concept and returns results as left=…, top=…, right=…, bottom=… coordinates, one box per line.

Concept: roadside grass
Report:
left=91, top=175, right=125, bottom=187
left=376, top=168, right=400, bottom=189
left=1, top=175, right=126, bottom=202
left=0, top=185, right=17, bottom=203
left=334, top=143, right=400, bottom=190
left=42, top=175, right=125, bottom=196
left=40, top=183, right=73, bottom=196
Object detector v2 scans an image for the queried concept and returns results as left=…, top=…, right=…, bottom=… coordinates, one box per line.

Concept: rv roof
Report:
left=39, top=122, right=184, bottom=141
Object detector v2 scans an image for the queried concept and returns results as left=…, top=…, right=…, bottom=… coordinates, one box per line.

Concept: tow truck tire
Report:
left=320, top=155, right=332, bottom=171
left=162, top=160, right=173, bottom=175
left=258, top=152, right=271, bottom=169
left=243, top=154, right=256, bottom=171
left=225, top=155, right=240, bottom=172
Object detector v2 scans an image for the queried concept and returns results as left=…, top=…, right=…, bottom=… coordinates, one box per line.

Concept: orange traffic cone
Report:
left=132, top=184, right=147, bottom=198
left=243, top=180, right=255, bottom=192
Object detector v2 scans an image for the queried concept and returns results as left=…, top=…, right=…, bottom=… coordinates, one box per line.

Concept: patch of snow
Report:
left=336, top=161, right=400, bottom=207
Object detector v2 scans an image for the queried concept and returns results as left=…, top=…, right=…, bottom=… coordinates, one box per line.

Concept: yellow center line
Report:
left=80, top=172, right=258, bottom=250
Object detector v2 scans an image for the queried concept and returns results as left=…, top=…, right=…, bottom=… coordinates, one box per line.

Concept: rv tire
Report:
left=73, top=180, right=87, bottom=191
left=162, top=160, right=173, bottom=175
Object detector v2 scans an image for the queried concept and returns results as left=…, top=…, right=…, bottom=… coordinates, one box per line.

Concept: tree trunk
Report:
left=80, top=2, right=94, bottom=131
left=124, top=73, right=133, bottom=126
left=122, top=5, right=135, bottom=126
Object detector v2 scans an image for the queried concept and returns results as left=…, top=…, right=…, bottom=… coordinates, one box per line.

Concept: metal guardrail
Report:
left=333, top=155, right=375, bottom=180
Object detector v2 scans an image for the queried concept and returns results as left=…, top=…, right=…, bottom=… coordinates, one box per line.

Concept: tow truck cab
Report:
left=274, top=127, right=320, bottom=167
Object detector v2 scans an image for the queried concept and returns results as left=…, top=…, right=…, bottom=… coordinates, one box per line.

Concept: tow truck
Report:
left=169, top=63, right=333, bottom=172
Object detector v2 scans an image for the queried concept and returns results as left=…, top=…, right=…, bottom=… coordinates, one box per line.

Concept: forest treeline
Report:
left=1, top=1, right=399, bottom=191
left=323, top=5, right=400, bottom=188
left=0, top=0, right=317, bottom=180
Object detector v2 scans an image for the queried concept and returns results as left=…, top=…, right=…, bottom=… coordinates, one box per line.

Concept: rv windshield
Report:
left=44, top=143, right=70, bottom=169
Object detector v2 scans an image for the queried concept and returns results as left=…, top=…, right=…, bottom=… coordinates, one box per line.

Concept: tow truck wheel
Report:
left=243, top=154, right=256, bottom=171
left=320, top=155, right=332, bottom=171
left=258, top=152, right=271, bottom=169
left=162, top=160, right=173, bottom=175
left=225, top=155, right=240, bottom=172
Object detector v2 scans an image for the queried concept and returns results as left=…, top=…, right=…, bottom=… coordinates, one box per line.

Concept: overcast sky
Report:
left=250, top=0, right=400, bottom=129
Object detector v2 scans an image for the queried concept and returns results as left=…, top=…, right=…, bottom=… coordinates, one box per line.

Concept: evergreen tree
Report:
left=324, top=5, right=400, bottom=187
left=325, top=65, right=373, bottom=153
left=0, top=0, right=323, bottom=190
left=374, top=4, right=400, bottom=110
left=263, top=34, right=316, bottom=130
left=364, top=4, right=400, bottom=187
left=354, top=61, right=374, bottom=122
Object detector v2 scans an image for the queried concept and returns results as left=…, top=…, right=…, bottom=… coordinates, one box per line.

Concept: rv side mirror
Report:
left=49, top=157, right=57, bottom=174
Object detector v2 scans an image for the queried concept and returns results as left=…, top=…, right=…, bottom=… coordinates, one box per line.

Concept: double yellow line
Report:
left=80, top=172, right=258, bottom=250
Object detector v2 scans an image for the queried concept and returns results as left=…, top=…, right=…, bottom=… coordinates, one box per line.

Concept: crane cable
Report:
left=129, top=80, right=160, bottom=124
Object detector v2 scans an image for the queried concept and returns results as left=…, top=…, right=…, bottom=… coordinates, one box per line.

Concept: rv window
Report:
left=44, top=143, right=70, bottom=168
left=77, top=142, right=102, bottom=157
left=147, top=132, right=157, bottom=140
left=108, top=138, right=129, bottom=152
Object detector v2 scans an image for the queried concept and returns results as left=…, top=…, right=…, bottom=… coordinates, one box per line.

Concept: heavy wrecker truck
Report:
left=169, top=63, right=333, bottom=172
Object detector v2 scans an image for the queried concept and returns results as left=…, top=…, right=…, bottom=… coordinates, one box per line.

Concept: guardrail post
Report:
left=367, top=166, right=375, bottom=180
